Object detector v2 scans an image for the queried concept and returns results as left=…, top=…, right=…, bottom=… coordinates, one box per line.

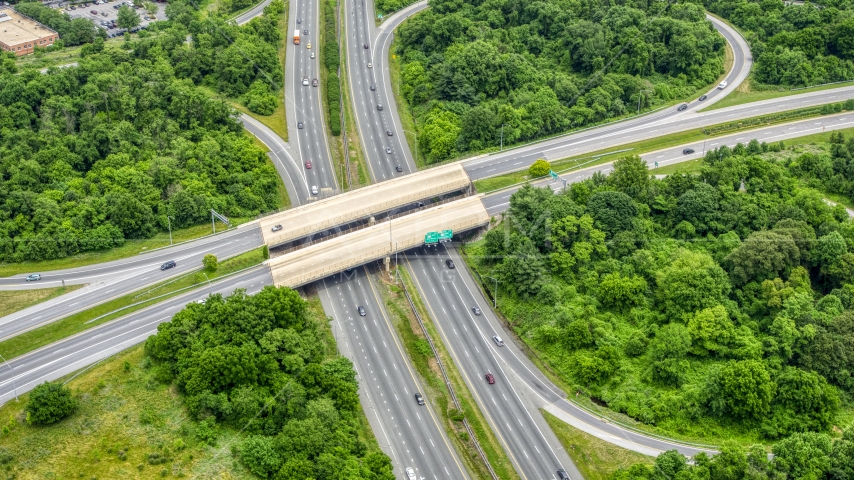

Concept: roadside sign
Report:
left=654, top=162, right=658, bottom=167
left=549, top=170, right=558, bottom=179
left=425, top=231, right=439, bottom=245
left=438, top=229, right=453, bottom=243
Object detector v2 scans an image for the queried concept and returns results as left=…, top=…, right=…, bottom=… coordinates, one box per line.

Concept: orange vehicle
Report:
left=293, top=30, right=300, bottom=44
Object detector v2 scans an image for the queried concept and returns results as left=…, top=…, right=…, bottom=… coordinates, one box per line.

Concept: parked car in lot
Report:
left=485, top=373, right=495, bottom=384
left=90, top=10, right=98, bottom=14
left=25, top=274, right=41, bottom=282
left=160, top=260, right=176, bottom=270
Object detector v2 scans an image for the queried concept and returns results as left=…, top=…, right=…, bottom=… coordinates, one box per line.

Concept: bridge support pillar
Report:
left=384, top=256, right=390, bottom=272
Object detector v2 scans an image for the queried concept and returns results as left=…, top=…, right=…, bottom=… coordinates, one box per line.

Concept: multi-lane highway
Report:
left=346, top=0, right=422, bottom=179
left=0, top=266, right=272, bottom=405
left=406, top=246, right=582, bottom=480
left=481, top=111, right=854, bottom=216
left=0, top=226, right=264, bottom=342
left=4, top=2, right=854, bottom=475
left=319, top=267, right=470, bottom=479
left=289, top=0, right=337, bottom=198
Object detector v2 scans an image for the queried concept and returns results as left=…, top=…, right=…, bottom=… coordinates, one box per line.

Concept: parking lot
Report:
left=60, top=0, right=162, bottom=38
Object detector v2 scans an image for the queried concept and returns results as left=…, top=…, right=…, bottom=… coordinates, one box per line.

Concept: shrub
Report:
left=202, top=254, right=218, bottom=272
left=25, top=382, right=76, bottom=425
left=529, top=159, right=551, bottom=177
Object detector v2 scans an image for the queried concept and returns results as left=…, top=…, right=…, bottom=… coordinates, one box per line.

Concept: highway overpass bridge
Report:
left=260, top=163, right=472, bottom=248
left=268, top=196, right=489, bottom=287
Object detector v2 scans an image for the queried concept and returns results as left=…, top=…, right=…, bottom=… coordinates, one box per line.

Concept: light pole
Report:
left=636, top=89, right=652, bottom=114
left=500, top=124, right=510, bottom=152
left=486, top=276, right=499, bottom=308
left=0, top=353, right=18, bottom=401
left=166, top=215, right=174, bottom=245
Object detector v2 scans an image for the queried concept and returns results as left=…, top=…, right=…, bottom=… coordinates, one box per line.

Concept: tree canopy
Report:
left=396, top=0, right=726, bottom=162
left=467, top=137, right=854, bottom=438
left=0, top=1, right=287, bottom=264
left=145, top=287, right=394, bottom=480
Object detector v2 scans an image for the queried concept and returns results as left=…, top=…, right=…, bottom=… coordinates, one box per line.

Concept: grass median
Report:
left=474, top=107, right=854, bottom=194
left=377, top=266, right=520, bottom=480
left=0, top=247, right=267, bottom=360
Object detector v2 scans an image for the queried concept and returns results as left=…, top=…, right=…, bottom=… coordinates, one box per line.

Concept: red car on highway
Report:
left=485, top=373, right=495, bottom=384
left=305, top=161, right=312, bottom=169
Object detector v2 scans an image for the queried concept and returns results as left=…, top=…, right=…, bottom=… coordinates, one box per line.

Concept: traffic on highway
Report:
left=2, top=0, right=854, bottom=478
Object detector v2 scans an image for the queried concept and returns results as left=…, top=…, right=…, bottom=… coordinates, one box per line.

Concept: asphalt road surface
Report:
left=481, top=111, right=854, bottom=216
left=465, top=85, right=854, bottom=182
left=290, top=0, right=337, bottom=198
left=0, top=266, right=273, bottom=405
left=405, top=246, right=581, bottom=480
left=0, top=226, right=264, bottom=342
left=318, top=266, right=470, bottom=480
left=346, top=0, right=423, bottom=180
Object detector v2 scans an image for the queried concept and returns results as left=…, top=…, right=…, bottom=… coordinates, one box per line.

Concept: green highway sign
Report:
left=549, top=170, right=558, bottom=179
left=439, top=229, right=453, bottom=242
left=425, top=231, right=439, bottom=244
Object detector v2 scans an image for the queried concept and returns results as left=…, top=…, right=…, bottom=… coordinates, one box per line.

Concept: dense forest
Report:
left=467, top=136, right=854, bottom=440
left=395, top=0, right=726, bottom=161
left=145, top=287, right=395, bottom=479
left=613, top=431, right=854, bottom=480
left=705, top=0, right=854, bottom=86
left=0, top=1, right=286, bottom=263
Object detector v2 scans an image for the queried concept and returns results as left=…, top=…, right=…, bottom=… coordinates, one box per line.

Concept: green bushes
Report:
left=323, top=0, right=342, bottom=136
left=467, top=138, right=854, bottom=439
left=327, top=76, right=342, bottom=136
left=25, top=382, right=76, bottom=425
left=144, top=287, right=394, bottom=478
left=529, top=159, right=551, bottom=177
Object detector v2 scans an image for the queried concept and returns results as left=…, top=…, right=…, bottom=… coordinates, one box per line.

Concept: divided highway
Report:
left=319, top=268, right=470, bottom=480
left=406, top=246, right=581, bottom=480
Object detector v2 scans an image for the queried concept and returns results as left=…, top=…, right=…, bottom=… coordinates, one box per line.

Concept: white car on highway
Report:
left=718, top=80, right=728, bottom=89
left=406, top=467, right=416, bottom=480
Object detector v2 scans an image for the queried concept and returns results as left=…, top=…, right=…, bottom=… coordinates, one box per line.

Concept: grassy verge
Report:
left=701, top=78, right=854, bottom=112
left=231, top=100, right=289, bottom=142
left=0, top=285, right=85, bottom=319
left=388, top=35, right=423, bottom=169
left=0, top=344, right=255, bottom=479
left=473, top=108, right=853, bottom=194
left=0, top=220, right=248, bottom=279
left=0, top=291, right=383, bottom=480
left=651, top=158, right=704, bottom=176
left=542, top=410, right=655, bottom=480
left=0, top=248, right=267, bottom=360
left=378, top=267, right=520, bottom=480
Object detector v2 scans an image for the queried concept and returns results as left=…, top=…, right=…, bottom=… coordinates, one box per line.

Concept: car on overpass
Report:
left=271, top=224, right=283, bottom=232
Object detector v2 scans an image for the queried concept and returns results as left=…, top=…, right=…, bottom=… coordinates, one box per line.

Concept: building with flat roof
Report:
left=0, top=8, right=59, bottom=56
